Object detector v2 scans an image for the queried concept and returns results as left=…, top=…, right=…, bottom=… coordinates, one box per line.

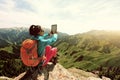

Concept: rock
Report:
left=102, top=76, right=111, bottom=80
left=2, top=63, right=111, bottom=80
left=87, top=77, right=102, bottom=80
left=68, top=67, right=99, bottom=79
left=0, top=76, right=13, bottom=80
left=14, top=63, right=78, bottom=80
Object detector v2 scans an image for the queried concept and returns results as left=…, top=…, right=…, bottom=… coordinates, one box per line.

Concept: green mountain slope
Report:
left=0, top=27, right=30, bottom=47
left=55, top=30, right=120, bottom=80
left=55, top=30, right=120, bottom=79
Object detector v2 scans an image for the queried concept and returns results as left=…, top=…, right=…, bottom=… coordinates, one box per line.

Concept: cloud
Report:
left=14, top=0, right=34, bottom=12
left=0, top=0, right=120, bottom=34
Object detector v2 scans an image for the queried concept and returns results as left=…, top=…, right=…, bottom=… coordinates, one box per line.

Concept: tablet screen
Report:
left=51, top=24, right=57, bottom=33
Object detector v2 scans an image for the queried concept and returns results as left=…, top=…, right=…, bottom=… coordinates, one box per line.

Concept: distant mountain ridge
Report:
left=0, top=27, right=30, bottom=47
left=0, top=27, right=68, bottom=47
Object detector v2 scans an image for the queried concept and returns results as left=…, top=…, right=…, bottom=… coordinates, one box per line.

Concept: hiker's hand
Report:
left=54, top=31, right=57, bottom=34
left=38, top=57, right=42, bottom=61
left=51, top=31, right=57, bottom=34
left=50, top=31, right=54, bottom=34
left=42, top=56, right=46, bottom=60
left=48, top=33, right=53, bottom=36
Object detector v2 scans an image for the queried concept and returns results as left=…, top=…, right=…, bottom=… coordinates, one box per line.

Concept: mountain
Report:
left=0, top=27, right=30, bottom=47
left=0, top=27, right=69, bottom=78
left=0, top=27, right=68, bottom=47
left=0, top=28, right=119, bottom=79
left=55, top=30, right=120, bottom=80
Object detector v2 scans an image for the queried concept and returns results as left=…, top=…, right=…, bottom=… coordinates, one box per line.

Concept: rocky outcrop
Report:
left=14, top=63, right=77, bottom=80
left=0, top=63, right=111, bottom=80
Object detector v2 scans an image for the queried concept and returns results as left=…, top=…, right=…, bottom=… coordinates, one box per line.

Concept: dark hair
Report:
left=29, top=25, right=42, bottom=36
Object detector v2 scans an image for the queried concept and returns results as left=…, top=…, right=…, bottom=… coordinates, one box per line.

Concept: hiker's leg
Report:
left=50, top=48, right=58, bottom=65
left=52, top=47, right=57, bottom=57
left=42, top=46, right=53, bottom=66
left=20, top=67, right=34, bottom=80
left=43, top=47, right=57, bottom=66
left=44, top=45, right=52, bottom=62
left=45, top=45, right=52, bottom=56
left=36, top=45, right=50, bottom=67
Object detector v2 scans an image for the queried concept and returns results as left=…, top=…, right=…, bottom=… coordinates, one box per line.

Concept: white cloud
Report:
left=0, top=0, right=120, bottom=35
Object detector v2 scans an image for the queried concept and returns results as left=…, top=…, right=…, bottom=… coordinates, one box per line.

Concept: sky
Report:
left=0, top=0, right=120, bottom=35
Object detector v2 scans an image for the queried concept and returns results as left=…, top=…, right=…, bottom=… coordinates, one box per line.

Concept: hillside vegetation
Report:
left=0, top=28, right=120, bottom=79
left=0, top=27, right=68, bottom=77
left=54, top=30, right=120, bottom=80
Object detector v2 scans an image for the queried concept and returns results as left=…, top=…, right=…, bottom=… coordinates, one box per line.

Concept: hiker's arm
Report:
left=43, top=33, right=49, bottom=38
left=39, top=34, right=58, bottom=45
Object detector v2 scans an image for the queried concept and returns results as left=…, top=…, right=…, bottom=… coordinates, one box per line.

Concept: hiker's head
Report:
left=29, top=25, right=44, bottom=36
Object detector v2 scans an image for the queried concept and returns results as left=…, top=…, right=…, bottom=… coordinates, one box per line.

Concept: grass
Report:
left=0, top=46, right=13, bottom=53
left=58, top=48, right=120, bottom=71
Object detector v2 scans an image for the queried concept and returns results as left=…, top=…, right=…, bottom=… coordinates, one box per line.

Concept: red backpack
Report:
left=20, top=39, right=57, bottom=67
left=20, top=39, right=42, bottom=67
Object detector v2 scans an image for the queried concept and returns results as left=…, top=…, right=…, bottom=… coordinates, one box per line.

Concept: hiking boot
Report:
left=51, top=57, right=58, bottom=65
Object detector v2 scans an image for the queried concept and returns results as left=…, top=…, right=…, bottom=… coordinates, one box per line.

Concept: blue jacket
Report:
left=33, top=33, right=58, bottom=56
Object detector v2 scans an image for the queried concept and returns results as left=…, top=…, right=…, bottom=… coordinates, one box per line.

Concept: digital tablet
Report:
left=51, top=24, right=57, bottom=34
